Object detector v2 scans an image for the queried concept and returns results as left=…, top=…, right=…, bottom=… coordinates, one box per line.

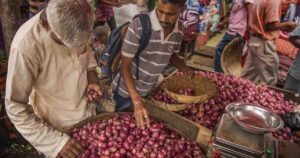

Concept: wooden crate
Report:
left=71, top=103, right=213, bottom=153
left=144, top=100, right=212, bottom=151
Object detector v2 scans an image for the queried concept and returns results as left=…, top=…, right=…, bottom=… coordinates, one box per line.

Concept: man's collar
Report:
left=149, top=9, right=163, bottom=31
left=39, top=10, right=49, bottom=30
left=149, top=9, right=180, bottom=33
left=40, top=10, right=64, bottom=45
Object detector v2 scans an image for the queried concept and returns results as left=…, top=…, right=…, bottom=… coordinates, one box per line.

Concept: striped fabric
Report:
left=112, top=9, right=184, bottom=97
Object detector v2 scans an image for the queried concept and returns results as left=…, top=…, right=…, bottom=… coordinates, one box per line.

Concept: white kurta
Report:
left=5, top=13, right=97, bottom=157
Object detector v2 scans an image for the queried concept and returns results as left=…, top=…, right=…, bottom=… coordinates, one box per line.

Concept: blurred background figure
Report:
left=28, top=0, right=48, bottom=18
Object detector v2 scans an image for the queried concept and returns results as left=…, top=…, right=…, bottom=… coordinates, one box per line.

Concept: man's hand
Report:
left=133, top=98, right=150, bottom=128
left=282, top=22, right=297, bottom=32
left=57, top=138, right=83, bottom=158
left=86, top=83, right=102, bottom=102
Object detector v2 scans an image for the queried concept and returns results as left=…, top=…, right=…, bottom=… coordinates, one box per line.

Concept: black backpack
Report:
left=99, top=14, right=152, bottom=83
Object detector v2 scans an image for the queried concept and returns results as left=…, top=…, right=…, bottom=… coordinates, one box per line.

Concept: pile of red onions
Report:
left=272, top=127, right=300, bottom=143
left=152, top=71, right=299, bottom=143
left=72, top=114, right=204, bottom=158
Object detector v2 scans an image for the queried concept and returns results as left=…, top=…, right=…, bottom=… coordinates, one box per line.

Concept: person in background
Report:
left=91, top=25, right=110, bottom=64
left=112, top=0, right=190, bottom=128
left=28, top=0, right=48, bottom=18
left=94, top=0, right=121, bottom=31
left=5, top=0, right=102, bottom=157
left=198, top=3, right=209, bottom=34
left=179, top=0, right=200, bottom=59
left=285, top=25, right=300, bottom=94
left=208, top=0, right=220, bottom=34
left=282, top=0, right=297, bottom=22
left=114, top=0, right=149, bottom=26
left=214, top=0, right=254, bottom=72
left=241, top=0, right=297, bottom=86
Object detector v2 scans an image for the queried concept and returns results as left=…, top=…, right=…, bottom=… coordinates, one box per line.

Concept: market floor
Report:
left=187, top=31, right=225, bottom=71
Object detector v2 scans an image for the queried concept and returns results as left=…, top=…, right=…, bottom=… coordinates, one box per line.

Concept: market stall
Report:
left=149, top=70, right=300, bottom=158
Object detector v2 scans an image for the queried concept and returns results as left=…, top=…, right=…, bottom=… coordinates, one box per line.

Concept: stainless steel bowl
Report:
left=226, top=103, right=284, bottom=134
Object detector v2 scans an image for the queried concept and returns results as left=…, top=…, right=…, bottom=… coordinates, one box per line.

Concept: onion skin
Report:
left=72, top=114, right=205, bottom=158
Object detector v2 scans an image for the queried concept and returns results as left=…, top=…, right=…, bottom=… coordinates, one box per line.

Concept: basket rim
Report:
left=161, top=74, right=217, bottom=104
left=149, top=96, right=188, bottom=111
left=221, top=37, right=244, bottom=76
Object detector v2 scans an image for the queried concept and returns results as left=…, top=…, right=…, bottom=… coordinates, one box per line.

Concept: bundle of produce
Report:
left=174, top=71, right=299, bottom=143
left=275, top=38, right=298, bottom=60
left=71, top=114, right=204, bottom=158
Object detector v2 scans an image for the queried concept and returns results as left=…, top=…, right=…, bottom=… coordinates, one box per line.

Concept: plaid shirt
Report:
left=95, top=1, right=114, bottom=22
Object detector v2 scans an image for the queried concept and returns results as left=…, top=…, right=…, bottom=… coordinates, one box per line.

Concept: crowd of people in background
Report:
left=17, top=0, right=300, bottom=97
left=3, top=0, right=300, bottom=157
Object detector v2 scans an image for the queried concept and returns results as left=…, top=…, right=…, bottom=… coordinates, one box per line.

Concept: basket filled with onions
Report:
left=70, top=113, right=205, bottom=158
left=149, top=88, right=189, bottom=112
left=161, top=73, right=217, bottom=104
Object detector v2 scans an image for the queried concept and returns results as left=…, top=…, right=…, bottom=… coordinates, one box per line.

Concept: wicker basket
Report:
left=161, top=74, right=217, bottom=104
left=221, top=37, right=245, bottom=77
left=150, top=96, right=188, bottom=112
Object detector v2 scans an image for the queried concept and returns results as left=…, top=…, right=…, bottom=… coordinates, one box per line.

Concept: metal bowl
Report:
left=226, top=103, right=284, bottom=134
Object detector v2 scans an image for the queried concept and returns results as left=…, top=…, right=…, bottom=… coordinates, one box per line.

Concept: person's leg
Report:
left=284, top=74, right=300, bottom=94
left=250, top=40, right=279, bottom=85
left=289, top=4, right=297, bottom=21
left=210, top=15, right=220, bottom=33
left=214, top=33, right=235, bottom=72
left=241, top=37, right=265, bottom=82
left=113, top=93, right=133, bottom=112
left=284, top=7, right=292, bottom=22
left=259, top=40, right=279, bottom=85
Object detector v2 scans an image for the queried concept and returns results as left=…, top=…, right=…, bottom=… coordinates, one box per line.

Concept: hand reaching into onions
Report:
left=133, top=97, right=150, bottom=128
left=86, top=84, right=102, bottom=102
left=71, top=114, right=204, bottom=157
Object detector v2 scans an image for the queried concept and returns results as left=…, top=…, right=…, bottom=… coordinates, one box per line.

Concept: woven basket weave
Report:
left=162, top=74, right=217, bottom=104
left=150, top=96, right=188, bottom=112
left=221, top=37, right=245, bottom=77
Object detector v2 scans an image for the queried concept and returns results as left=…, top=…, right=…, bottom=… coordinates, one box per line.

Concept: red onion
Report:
left=72, top=114, right=204, bottom=158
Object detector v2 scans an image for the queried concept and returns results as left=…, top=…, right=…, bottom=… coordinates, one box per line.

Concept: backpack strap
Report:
left=134, top=14, right=152, bottom=80
left=115, top=14, right=152, bottom=94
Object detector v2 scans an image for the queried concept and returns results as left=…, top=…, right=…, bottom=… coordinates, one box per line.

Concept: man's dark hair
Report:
left=161, top=0, right=187, bottom=7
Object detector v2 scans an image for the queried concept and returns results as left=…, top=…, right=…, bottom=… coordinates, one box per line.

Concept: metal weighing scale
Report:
left=212, top=114, right=278, bottom=158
